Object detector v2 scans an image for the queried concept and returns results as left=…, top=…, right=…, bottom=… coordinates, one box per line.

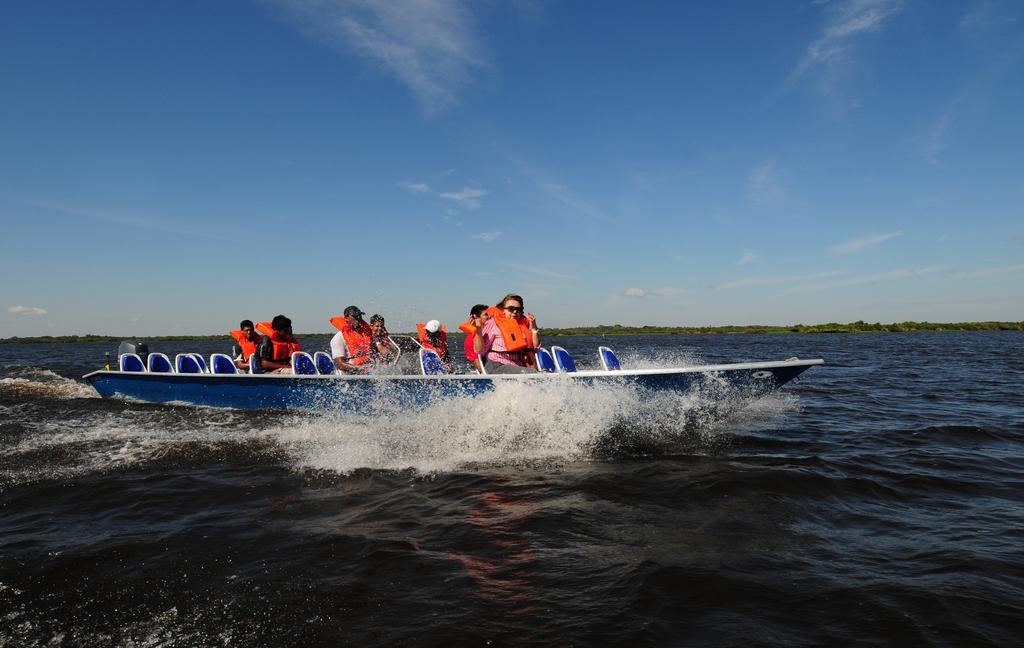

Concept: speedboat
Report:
left=83, top=339, right=824, bottom=411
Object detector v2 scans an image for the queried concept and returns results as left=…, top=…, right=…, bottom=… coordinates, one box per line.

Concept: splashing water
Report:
left=0, top=357, right=799, bottom=484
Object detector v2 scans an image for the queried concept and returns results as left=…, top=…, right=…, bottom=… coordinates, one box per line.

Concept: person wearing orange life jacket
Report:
left=229, top=319, right=263, bottom=370
left=329, top=305, right=375, bottom=374
left=417, top=319, right=454, bottom=373
left=472, top=293, right=540, bottom=374
left=369, top=314, right=399, bottom=364
left=254, top=315, right=302, bottom=374
left=459, top=305, right=490, bottom=374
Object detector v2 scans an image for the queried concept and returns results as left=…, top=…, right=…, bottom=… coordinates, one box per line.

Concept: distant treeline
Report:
left=2, top=321, right=1022, bottom=344
left=542, top=321, right=1024, bottom=336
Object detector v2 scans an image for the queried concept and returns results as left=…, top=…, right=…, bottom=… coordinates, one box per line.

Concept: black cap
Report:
left=343, top=305, right=365, bottom=318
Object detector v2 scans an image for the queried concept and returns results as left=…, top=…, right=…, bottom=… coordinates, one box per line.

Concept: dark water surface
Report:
left=2, top=333, right=1023, bottom=646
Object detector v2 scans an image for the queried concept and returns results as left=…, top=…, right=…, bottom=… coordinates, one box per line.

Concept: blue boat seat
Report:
left=598, top=346, right=621, bottom=371
left=420, top=349, right=446, bottom=375
left=191, top=353, right=208, bottom=373
left=148, top=352, right=173, bottom=373
left=175, top=353, right=202, bottom=374
left=314, top=351, right=336, bottom=375
left=119, top=353, right=145, bottom=372
left=292, top=351, right=317, bottom=375
left=535, top=347, right=556, bottom=373
left=551, top=346, right=577, bottom=373
left=248, top=353, right=261, bottom=374
left=210, top=353, right=237, bottom=374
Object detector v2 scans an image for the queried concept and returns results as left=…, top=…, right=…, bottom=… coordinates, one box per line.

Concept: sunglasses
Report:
left=503, top=305, right=523, bottom=313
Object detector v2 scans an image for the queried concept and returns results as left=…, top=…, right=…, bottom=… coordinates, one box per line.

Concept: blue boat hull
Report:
left=83, top=359, right=824, bottom=411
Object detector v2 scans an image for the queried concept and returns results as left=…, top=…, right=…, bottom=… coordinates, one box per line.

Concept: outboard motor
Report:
left=117, top=340, right=150, bottom=363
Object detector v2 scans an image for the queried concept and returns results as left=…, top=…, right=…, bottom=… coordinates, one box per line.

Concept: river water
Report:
left=1, top=332, right=1022, bottom=646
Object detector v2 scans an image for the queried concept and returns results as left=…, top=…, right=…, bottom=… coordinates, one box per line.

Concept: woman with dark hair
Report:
left=472, top=294, right=540, bottom=374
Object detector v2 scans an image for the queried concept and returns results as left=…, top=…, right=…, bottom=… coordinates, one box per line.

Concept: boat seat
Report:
left=147, top=352, right=173, bottom=373
left=248, top=354, right=261, bottom=374
left=191, top=353, right=208, bottom=373
left=119, top=353, right=146, bottom=372
left=551, top=346, right=577, bottom=373
left=175, top=353, right=202, bottom=374
left=210, top=353, right=238, bottom=374
left=535, top=347, right=556, bottom=373
left=598, top=346, right=621, bottom=371
left=419, top=349, right=446, bottom=375
left=292, top=351, right=318, bottom=375
left=314, top=351, right=336, bottom=375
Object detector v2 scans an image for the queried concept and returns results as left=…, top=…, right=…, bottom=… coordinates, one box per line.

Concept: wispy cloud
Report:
left=472, top=230, right=502, bottom=241
left=828, top=230, right=903, bottom=255
left=737, top=248, right=756, bottom=266
left=541, top=183, right=613, bottom=223
left=501, top=262, right=574, bottom=280
left=787, top=266, right=946, bottom=293
left=440, top=187, right=487, bottom=209
left=8, top=305, right=48, bottom=317
left=622, top=287, right=682, bottom=298
left=924, top=105, right=955, bottom=166
left=716, top=271, right=848, bottom=290
left=775, top=0, right=903, bottom=100
left=748, top=160, right=783, bottom=207
left=956, top=263, right=1024, bottom=278
left=0, top=193, right=231, bottom=241
left=271, top=0, right=486, bottom=114
left=399, top=180, right=431, bottom=193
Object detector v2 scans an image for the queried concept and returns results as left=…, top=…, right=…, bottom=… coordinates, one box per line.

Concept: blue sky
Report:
left=2, top=0, right=1022, bottom=336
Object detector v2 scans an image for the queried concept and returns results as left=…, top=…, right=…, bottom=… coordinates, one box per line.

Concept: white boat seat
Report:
left=147, top=353, right=173, bottom=373
left=210, top=353, right=238, bottom=374
left=314, top=351, right=336, bottom=375
left=551, top=346, right=577, bottom=373
left=119, top=353, right=145, bottom=372
left=535, top=348, right=556, bottom=373
left=598, top=346, right=621, bottom=371
left=291, top=351, right=318, bottom=375
left=175, top=353, right=202, bottom=374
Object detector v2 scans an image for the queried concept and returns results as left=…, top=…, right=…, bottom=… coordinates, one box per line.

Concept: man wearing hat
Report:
left=417, top=318, right=453, bottom=373
left=329, top=306, right=375, bottom=374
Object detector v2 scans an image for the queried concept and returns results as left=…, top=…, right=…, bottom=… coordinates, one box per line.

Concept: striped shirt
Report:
left=478, top=319, right=526, bottom=367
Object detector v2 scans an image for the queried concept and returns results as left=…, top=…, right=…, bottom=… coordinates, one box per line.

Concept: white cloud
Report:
left=828, top=230, right=903, bottom=255
left=622, top=286, right=682, bottom=298
left=440, top=187, right=487, bottom=209
left=399, top=181, right=431, bottom=193
left=791, top=0, right=903, bottom=83
left=737, top=248, right=756, bottom=266
left=769, top=0, right=903, bottom=104
left=717, top=271, right=847, bottom=290
left=540, top=183, right=612, bottom=223
left=956, top=263, right=1024, bottom=278
left=501, top=262, right=574, bottom=280
left=271, top=0, right=486, bottom=114
left=748, top=161, right=783, bottom=207
left=787, top=266, right=946, bottom=293
left=8, top=305, right=48, bottom=317
left=472, top=230, right=502, bottom=241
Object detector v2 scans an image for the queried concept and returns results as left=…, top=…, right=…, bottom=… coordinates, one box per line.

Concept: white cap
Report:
left=425, top=319, right=441, bottom=333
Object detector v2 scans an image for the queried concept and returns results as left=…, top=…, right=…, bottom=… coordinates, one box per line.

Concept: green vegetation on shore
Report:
left=2, top=321, right=1021, bottom=344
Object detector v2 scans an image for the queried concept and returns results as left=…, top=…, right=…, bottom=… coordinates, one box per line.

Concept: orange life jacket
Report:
left=255, top=322, right=302, bottom=362
left=483, top=307, right=537, bottom=367
left=329, top=317, right=373, bottom=366
left=229, top=330, right=260, bottom=359
left=416, top=323, right=450, bottom=358
left=458, top=320, right=476, bottom=336
left=484, top=307, right=534, bottom=352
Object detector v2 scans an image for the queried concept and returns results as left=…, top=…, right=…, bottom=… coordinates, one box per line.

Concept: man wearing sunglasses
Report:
left=472, top=293, right=540, bottom=374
